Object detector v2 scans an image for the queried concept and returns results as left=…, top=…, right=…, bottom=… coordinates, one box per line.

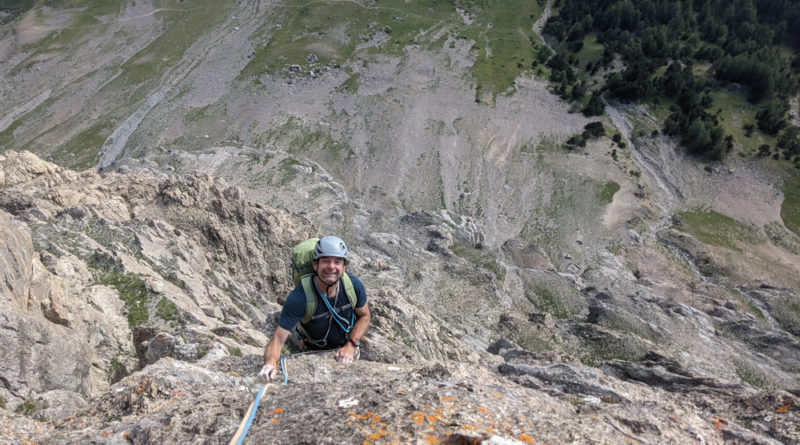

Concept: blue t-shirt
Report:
left=278, top=274, right=367, bottom=349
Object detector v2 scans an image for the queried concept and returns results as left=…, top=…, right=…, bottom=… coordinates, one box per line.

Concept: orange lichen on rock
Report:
left=365, top=430, right=388, bottom=440
left=423, top=434, right=440, bottom=444
left=517, top=434, right=535, bottom=443
left=776, top=398, right=793, bottom=413
left=427, top=408, right=444, bottom=424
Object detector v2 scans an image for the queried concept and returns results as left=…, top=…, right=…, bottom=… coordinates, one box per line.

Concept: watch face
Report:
left=351, top=338, right=361, bottom=347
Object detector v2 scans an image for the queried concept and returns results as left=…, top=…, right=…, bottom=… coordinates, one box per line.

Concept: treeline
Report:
left=541, top=0, right=800, bottom=162
left=3, top=0, right=34, bottom=15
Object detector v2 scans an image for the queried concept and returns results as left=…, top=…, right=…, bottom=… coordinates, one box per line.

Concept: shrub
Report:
left=156, top=297, right=179, bottom=321
left=565, top=134, right=586, bottom=150
left=583, top=121, right=606, bottom=139
left=735, top=362, right=773, bottom=389
left=14, top=398, right=47, bottom=417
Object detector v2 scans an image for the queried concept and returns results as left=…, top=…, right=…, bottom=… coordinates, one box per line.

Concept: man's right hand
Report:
left=258, top=364, right=277, bottom=382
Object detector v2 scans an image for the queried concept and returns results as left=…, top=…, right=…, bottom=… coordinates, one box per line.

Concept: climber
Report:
left=259, top=236, right=371, bottom=382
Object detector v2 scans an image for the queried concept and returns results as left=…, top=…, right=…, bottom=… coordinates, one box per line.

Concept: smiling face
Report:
left=313, top=256, right=346, bottom=286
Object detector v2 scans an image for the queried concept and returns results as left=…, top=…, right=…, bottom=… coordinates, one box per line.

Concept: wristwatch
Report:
left=348, top=338, right=361, bottom=347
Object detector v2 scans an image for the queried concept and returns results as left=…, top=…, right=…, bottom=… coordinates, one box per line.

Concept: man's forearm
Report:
left=263, top=327, right=290, bottom=366
left=263, top=337, right=280, bottom=366
left=349, top=311, right=370, bottom=341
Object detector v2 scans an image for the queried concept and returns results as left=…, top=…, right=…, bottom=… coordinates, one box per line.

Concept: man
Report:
left=259, top=236, right=371, bottom=381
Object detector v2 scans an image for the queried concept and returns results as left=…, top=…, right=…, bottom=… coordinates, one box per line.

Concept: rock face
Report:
left=1, top=151, right=799, bottom=445
left=0, top=150, right=306, bottom=408
left=3, top=354, right=797, bottom=444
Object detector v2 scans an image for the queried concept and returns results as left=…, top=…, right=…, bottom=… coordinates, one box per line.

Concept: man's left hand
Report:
left=336, top=343, right=355, bottom=363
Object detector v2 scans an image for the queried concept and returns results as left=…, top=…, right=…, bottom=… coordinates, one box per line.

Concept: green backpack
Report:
left=292, top=238, right=357, bottom=324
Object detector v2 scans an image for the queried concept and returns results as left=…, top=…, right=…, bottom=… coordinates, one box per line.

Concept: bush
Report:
left=777, top=125, right=800, bottom=155
left=565, top=134, right=586, bottom=150
left=756, top=98, right=789, bottom=135
left=583, top=92, right=605, bottom=116
left=583, top=121, right=606, bottom=139
left=735, top=362, right=773, bottom=389
left=14, top=398, right=47, bottom=417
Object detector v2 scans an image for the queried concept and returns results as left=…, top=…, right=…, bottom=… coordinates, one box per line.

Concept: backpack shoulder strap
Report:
left=342, top=273, right=357, bottom=310
left=300, top=274, right=316, bottom=324
left=300, top=274, right=357, bottom=324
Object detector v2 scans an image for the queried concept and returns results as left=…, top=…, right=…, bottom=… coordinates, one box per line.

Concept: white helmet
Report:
left=313, top=236, right=348, bottom=260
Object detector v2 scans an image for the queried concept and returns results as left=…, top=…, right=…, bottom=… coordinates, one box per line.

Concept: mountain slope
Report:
left=1, top=1, right=800, bottom=443
left=1, top=151, right=799, bottom=444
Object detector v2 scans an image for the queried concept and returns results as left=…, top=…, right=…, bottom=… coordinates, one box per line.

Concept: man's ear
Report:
left=311, top=259, right=319, bottom=272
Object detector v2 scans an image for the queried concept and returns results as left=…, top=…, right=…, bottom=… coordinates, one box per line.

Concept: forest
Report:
left=541, top=0, right=800, bottom=163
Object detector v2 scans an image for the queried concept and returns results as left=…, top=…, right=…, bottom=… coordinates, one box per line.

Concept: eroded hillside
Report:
left=1, top=0, right=800, bottom=443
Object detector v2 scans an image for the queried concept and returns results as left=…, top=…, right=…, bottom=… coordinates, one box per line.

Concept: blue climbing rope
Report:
left=230, top=350, right=332, bottom=445
left=313, top=278, right=355, bottom=333
left=229, top=384, right=266, bottom=445
left=280, top=354, right=291, bottom=385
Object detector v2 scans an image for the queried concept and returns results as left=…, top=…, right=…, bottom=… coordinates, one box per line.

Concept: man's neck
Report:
left=315, top=275, right=339, bottom=297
